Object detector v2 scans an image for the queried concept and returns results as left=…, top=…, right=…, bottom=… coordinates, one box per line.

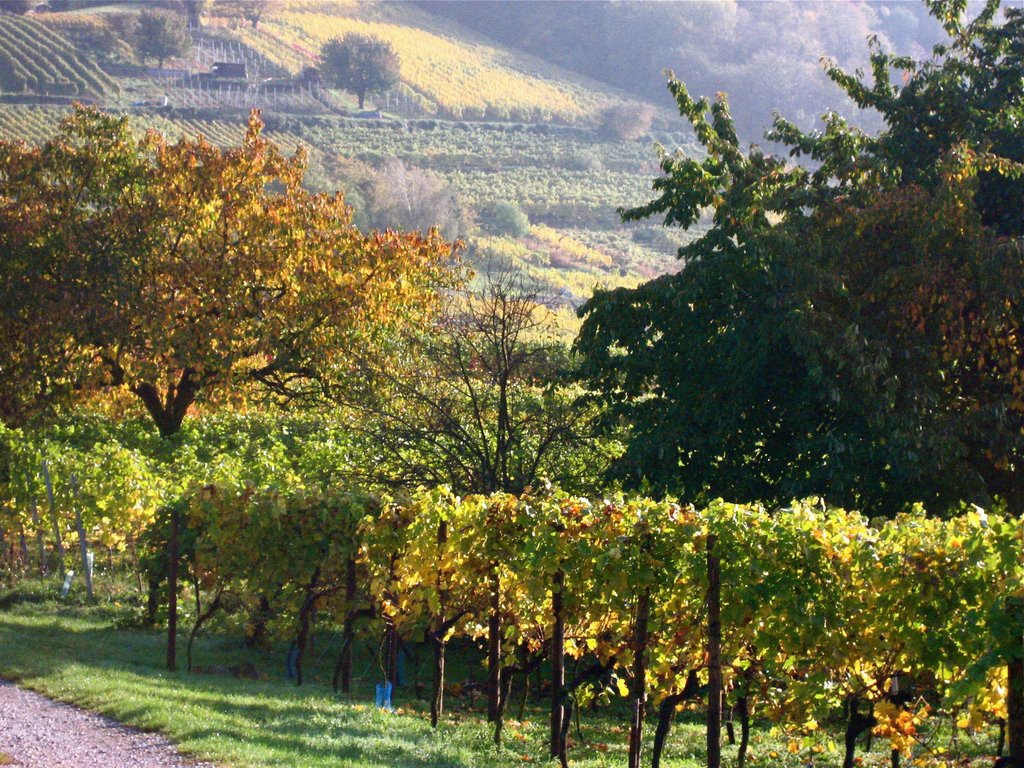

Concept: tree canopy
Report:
left=575, top=0, right=1024, bottom=515
left=320, top=32, right=401, bottom=111
left=0, top=106, right=456, bottom=437
left=131, top=8, right=192, bottom=69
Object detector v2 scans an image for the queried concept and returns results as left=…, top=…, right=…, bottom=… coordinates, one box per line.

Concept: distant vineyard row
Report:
left=0, top=14, right=117, bottom=98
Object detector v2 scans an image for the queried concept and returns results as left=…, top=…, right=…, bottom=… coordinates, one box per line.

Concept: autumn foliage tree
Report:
left=0, top=105, right=456, bottom=668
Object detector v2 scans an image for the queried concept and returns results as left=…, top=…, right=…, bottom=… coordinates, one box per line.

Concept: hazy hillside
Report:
left=416, top=1, right=949, bottom=142
left=0, top=0, right=962, bottom=320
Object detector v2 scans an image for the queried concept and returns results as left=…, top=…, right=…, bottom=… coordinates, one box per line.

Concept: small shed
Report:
left=210, top=61, right=247, bottom=79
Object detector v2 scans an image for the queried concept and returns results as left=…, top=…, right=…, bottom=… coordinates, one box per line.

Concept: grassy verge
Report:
left=0, top=580, right=1000, bottom=768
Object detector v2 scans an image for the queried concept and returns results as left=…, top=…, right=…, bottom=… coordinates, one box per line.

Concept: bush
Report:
left=482, top=200, right=530, bottom=237
left=598, top=100, right=655, bottom=140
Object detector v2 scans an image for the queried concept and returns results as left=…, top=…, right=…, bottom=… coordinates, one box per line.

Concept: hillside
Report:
left=418, top=0, right=951, bottom=142
left=0, top=13, right=118, bottom=98
left=0, top=1, right=698, bottom=319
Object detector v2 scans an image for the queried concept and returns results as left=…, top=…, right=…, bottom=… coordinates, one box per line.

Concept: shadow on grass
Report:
left=0, top=607, right=491, bottom=768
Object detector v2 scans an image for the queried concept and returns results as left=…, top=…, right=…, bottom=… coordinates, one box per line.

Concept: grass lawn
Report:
left=0, top=579, right=1001, bottom=768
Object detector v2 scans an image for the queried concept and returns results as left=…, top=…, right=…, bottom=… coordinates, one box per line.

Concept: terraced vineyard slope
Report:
left=0, top=14, right=118, bottom=98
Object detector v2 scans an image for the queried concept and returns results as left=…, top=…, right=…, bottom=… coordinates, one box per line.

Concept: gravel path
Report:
left=0, top=679, right=219, bottom=767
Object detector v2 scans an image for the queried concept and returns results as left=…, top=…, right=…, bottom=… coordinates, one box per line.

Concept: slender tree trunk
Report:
left=187, top=587, right=223, bottom=672
left=550, top=568, right=565, bottom=758
left=517, top=673, right=530, bottom=722
left=651, top=671, right=699, bottom=768
left=843, top=697, right=875, bottom=768
left=628, top=588, right=651, bottom=768
left=653, top=693, right=683, bottom=768
left=41, top=461, right=64, bottom=576
left=431, top=635, right=446, bottom=727
left=245, top=595, right=271, bottom=649
left=384, top=622, right=399, bottom=688
left=707, top=535, right=722, bottom=768
left=487, top=566, right=501, bottom=722
left=737, top=695, right=751, bottom=768
left=998, top=718, right=1006, bottom=758
left=494, top=664, right=516, bottom=746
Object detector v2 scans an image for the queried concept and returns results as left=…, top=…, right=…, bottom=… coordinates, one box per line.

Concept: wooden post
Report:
left=707, top=534, right=722, bottom=768
left=340, top=557, right=356, bottom=694
left=167, top=505, right=179, bottom=671
left=41, top=461, right=64, bottom=576
left=487, top=566, right=501, bottom=722
left=550, top=567, right=565, bottom=758
left=70, top=475, right=93, bottom=600
left=29, top=498, right=46, bottom=576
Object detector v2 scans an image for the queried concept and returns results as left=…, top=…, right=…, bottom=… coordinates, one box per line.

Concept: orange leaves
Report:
left=1, top=105, right=458, bottom=430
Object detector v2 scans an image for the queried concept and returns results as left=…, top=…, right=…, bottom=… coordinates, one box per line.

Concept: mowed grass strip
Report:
left=0, top=602, right=705, bottom=768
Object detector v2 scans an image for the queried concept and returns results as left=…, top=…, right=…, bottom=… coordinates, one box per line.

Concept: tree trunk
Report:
left=384, top=623, right=399, bottom=688
left=358, top=91, right=366, bottom=109
left=843, top=697, right=876, bottom=768
left=737, top=695, right=751, bottom=768
left=1009, top=655, right=1024, bottom=766
left=487, top=566, right=501, bottom=722
left=628, top=588, right=651, bottom=768
left=550, top=568, right=565, bottom=758
left=187, top=587, right=223, bottom=672
left=652, top=693, right=683, bottom=768
left=651, top=670, right=699, bottom=768
left=295, top=570, right=320, bottom=687
left=431, top=635, right=446, bottom=728
left=707, top=535, right=722, bottom=768
left=246, top=595, right=271, bottom=649
left=494, top=665, right=516, bottom=746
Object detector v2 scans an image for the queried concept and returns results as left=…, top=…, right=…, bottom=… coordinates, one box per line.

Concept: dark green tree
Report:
left=132, top=8, right=192, bottom=69
left=320, top=32, right=400, bottom=110
left=575, top=0, right=1024, bottom=515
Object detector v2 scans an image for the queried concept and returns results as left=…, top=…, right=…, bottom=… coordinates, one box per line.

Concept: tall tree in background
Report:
left=320, top=33, right=401, bottom=110
left=131, top=8, right=191, bottom=69
left=0, top=106, right=456, bottom=668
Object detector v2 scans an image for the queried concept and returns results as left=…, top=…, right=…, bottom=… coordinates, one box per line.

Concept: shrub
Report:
left=482, top=200, right=530, bottom=237
left=598, top=100, right=655, bottom=140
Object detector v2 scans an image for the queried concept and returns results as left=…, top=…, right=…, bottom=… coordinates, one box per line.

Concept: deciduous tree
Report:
left=131, top=8, right=191, bottom=69
left=0, top=105, right=456, bottom=667
left=320, top=33, right=401, bottom=111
